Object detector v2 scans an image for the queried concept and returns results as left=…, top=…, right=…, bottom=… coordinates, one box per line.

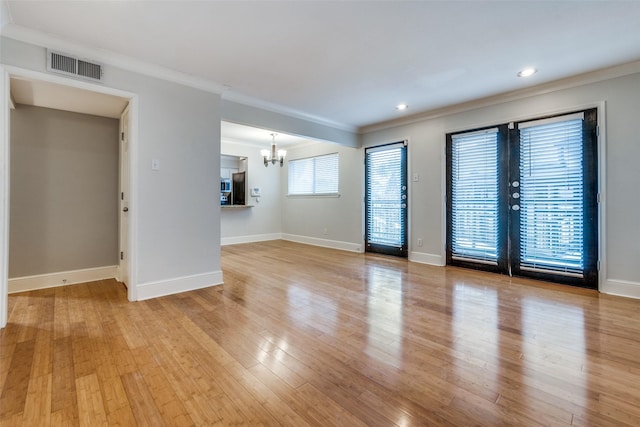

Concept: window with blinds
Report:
left=365, top=142, right=407, bottom=256
left=366, top=146, right=405, bottom=246
left=446, top=108, right=598, bottom=289
left=518, top=113, right=585, bottom=276
left=449, top=129, right=499, bottom=264
left=288, top=153, right=339, bottom=195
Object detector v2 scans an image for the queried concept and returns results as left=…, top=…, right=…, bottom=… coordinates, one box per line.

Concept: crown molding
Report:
left=221, top=91, right=357, bottom=133
left=360, top=60, right=640, bottom=134
left=0, top=1, right=12, bottom=31
left=1, top=25, right=229, bottom=93
left=1, top=23, right=357, bottom=134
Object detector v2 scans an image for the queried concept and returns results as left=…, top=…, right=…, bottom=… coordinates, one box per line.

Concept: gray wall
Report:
left=10, top=105, right=119, bottom=277
left=2, top=36, right=222, bottom=294
left=281, top=142, right=363, bottom=249
left=362, top=71, right=640, bottom=295
left=221, top=141, right=282, bottom=242
left=222, top=99, right=359, bottom=148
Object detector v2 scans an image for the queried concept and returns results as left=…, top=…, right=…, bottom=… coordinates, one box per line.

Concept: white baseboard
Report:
left=601, top=279, right=640, bottom=299
left=409, top=251, right=445, bottom=266
left=282, top=233, right=363, bottom=253
left=221, top=233, right=282, bottom=246
left=136, top=270, right=223, bottom=301
left=8, top=265, right=118, bottom=293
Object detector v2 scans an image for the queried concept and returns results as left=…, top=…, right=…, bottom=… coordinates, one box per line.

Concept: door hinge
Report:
left=120, top=251, right=124, bottom=260
left=596, top=126, right=600, bottom=137
left=121, top=192, right=124, bottom=200
left=121, top=131, right=125, bottom=141
left=597, top=260, right=600, bottom=271
left=597, top=193, right=600, bottom=204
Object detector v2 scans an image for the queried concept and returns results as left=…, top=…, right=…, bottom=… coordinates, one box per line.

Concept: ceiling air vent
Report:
left=47, top=50, right=104, bottom=82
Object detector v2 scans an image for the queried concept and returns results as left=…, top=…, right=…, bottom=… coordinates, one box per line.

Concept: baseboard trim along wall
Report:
left=8, top=265, right=118, bottom=293
left=221, top=233, right=282, bottom=246
left=409, top=251, right=445, bottom=266
left=601, top=279, right=640, bottom=299
left=282, top=233, right=363, bottom=253
left=136, top=271, right=224, bottom=301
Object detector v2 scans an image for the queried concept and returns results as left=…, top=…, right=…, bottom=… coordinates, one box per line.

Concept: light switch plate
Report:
left=151, top=159, right=160, bottom=171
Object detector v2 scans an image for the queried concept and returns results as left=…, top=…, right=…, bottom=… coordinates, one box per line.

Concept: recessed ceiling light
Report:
left=517, top=67, right=537, bottom=77
left=396, top=103, right=408, bottom=111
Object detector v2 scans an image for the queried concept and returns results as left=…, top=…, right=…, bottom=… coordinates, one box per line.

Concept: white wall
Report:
left=220, top=141, right=282, bottom=244
left=281, top=142, right=363, bottom=252
left=1, top=36, right=223, bottom=304
left=362, top=70, right=640, bottom=298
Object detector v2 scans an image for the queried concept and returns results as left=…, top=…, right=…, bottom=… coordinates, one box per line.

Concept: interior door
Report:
left=119, top=106, right=130, bottom=287
left=365, top=141, right=408, bottom=257
left=447, top=109, right=598, bottom=288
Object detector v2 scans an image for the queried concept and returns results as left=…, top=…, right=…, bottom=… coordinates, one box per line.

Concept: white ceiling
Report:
left=3, top=1, right=640, bottom=131
left=10, top=76, right=129, bottom=118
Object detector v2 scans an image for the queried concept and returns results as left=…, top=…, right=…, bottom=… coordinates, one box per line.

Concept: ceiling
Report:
left=10, top=76, right=129, bottom=118
left=3, top=1, right=640, bottom=131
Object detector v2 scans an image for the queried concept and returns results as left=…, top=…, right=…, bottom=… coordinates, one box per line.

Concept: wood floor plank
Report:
left=0, top=339, right=36, bottom=420
left=2, top=240, right=640, bottom=425
left=120, top=371, right=167, bottom=427
left=75, top=373, right=108, bottom=427
left=21, top=373, right=52, bottom=427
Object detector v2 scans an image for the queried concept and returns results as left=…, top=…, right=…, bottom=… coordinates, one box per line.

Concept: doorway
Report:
left=365, top=141, right=408, bottom=257
left=446, top=109, right=599, bottom=288
left=0, top=66, right=138, bottom=327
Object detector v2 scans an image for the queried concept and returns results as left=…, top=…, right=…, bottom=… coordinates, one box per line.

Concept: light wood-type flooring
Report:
left=2, top=240, right=640, bottom=426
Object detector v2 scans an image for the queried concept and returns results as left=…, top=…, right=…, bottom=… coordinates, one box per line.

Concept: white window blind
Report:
left=366, top=145, right=405, bottom=247
left=450, top=129, right=499, bottom=264
left=288, top=153, right=339, bottom=195
left=518, top=114, right=584, bottom=276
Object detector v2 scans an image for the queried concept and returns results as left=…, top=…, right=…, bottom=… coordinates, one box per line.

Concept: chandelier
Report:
left=261, top=133, right=286, bottom=167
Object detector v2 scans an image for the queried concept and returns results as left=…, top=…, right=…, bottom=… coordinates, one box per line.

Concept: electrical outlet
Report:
left=417, top=238, right=423, bottom=247
left=322, top=228, right=329, bottom=235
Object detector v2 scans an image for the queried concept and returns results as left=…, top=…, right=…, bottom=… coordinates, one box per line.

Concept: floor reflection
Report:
left=452, top=283, right=499, bottom=393
left=522, top=297, right=586, bottom=407
left=286, top=285, right=337, bottom=335
left=366, top=265, right=404, bottom=366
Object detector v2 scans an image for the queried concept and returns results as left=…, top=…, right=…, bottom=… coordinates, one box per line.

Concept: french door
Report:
left=446, top=109, right=598, bottom=288
left=365, top=141, right=408, bottom=257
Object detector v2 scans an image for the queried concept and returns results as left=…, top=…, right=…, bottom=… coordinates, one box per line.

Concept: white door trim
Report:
left=0, top=65, right=139, bottom=327
left=0, top=67, right=10, bottom=328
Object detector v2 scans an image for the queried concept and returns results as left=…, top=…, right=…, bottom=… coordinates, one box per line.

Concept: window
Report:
left=449, top=128, right=501, bottom=264
left=288, top=153, right=339, bottom=195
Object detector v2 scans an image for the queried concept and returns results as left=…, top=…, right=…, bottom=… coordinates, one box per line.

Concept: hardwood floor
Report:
left=2, top=240, right=640, bottom=426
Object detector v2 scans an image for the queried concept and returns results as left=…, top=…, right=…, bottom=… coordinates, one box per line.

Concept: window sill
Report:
left=286, top=193, right=341, bottom=198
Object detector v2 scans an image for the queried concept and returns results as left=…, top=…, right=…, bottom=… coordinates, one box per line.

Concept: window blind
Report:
left=518, top=115, right=584, bottom=276
left=288, top=153, right=339, bottom=195
left=366, top=145, right=405, bottom=247
left=450, top=129, right=499, bottom=264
